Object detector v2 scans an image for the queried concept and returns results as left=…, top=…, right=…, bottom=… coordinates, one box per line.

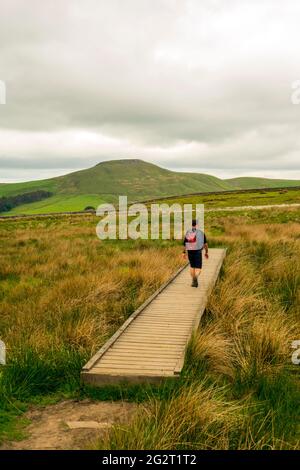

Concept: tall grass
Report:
left=0, top=217, right=183, bottom=404
left=97, top=381, right=242, bottom=450
left=0, top=212, right=299, bottom=449
left=96, top=218, right=300, bottom=450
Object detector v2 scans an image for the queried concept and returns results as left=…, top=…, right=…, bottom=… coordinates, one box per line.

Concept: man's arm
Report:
left=182, top=236, right=187, bottom=257
left=204, top=233, right=209, bottom=258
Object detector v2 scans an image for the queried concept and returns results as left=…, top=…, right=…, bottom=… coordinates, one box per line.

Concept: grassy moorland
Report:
left=1, top=159, right=300, bottom=215
left=97, top=210, right=300, bottom=450
left=0, top=206, right=299, bottom=449
left=151, top=187, right=300, bottom=209
left=0, top=215, right=183, bottom=443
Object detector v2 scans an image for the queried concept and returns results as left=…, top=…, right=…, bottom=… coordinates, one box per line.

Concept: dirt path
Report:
left=1, top=399, right=137, bottom=450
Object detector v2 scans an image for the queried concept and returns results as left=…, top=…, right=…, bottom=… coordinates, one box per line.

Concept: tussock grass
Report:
left=0, top=211, right=299, bottom=449
left=96, top=381, right=242, bottom=450
left=96, top=216, right=300, bottom=450
left=0, top=217, right=183, bottom=406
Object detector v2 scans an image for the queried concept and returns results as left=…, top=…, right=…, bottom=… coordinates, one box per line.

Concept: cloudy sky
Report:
left=0, top=0, right=300, bottom=182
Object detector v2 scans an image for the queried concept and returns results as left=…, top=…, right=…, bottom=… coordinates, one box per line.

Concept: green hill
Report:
left=225, top=176, right=300, bottom=190
left=0, top=159, right=300, bottom=215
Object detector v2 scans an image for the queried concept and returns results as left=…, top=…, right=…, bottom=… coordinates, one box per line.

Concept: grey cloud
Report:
left=0, top=0, right=300, bottom=180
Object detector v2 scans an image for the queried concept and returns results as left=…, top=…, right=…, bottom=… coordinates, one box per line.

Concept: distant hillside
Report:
left=225, top=176, right=300, bottom=190
left=0, top=159, right=300, bottom=215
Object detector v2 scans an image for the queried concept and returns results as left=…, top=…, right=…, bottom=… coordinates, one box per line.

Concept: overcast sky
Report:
left=0, top=0, right=300, bottom=182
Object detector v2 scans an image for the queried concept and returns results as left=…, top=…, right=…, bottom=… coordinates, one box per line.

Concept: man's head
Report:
left=192, top=219, right=198, bottom=228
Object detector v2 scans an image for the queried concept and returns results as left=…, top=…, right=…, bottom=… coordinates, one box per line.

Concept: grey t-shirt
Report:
left=183, top=229, right=207, bottom=251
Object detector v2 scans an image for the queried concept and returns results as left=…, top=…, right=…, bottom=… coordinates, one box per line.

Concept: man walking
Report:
left=182, top=219, right=208, bottom=287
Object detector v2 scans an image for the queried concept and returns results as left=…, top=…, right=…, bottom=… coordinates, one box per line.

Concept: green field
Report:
left=0, top=206, right=299, bottom=449
left=227, top=176, right=300, bottom=189
left=1, top=159, right=300, bottom=215
left=154, top=187, right=300, bottom=209
left=3, top=194, right=106, bottom=215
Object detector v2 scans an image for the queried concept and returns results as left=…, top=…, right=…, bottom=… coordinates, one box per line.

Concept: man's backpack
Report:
left=185, top=230, right=197, bottom=250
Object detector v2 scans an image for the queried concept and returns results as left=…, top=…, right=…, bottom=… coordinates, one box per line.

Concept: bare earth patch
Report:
left=1, top=400, right=137, bottom=450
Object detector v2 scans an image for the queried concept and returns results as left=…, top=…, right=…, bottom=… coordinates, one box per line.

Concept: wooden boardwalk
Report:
left=81, top=248, right=226, bottom=386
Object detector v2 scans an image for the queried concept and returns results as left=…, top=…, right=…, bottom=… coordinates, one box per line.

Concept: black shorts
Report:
left=187, top=250, right=202, bottom=269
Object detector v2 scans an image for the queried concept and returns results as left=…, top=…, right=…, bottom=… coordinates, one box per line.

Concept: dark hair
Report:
left=192, top=219, right=197, bottom=227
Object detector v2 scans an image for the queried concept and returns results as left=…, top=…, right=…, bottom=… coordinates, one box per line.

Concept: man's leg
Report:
left=190, top=267, right=198, bottom=287
left=195, top=268, right=201, bottom=278
left=190, top=267, right=195, bottom=278
left=193, top=268, right=201, bottom=286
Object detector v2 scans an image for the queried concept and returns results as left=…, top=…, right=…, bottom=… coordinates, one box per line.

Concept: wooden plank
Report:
left=138, top=312, right=193, bottom=320
left=115, top=339, right=186, bottom=345
left=123, top=329, right=190, bottom=336
left=82, top=371, right=174, bottom=386
left=109, top=343, right=181, bottom=349
left=136, top=318, right=193, bottom=322
left=107, top=349, right=181, bottom=356
left=125, top=328, right=190, bottom=334
left=98, top=358, right=177, bottom=366
left=116, top=335, right=187, bottom=341
left=149, top=305, right=199, bottom=310
left=106, top=351, right=180, bottom=357
left=128, top=318, right=191, bottom=325
left=121, top=336, right=189, bottom=342
left=150, top=299, right=201, bottom=304
left=137, top=310, right=191, bottom=316
left=106, top=348, right=179, bottom=354
left=124, top=331, right=190, bottom=337
left=133, top=326, right=191, bottom=331
left=100, top=353, right=178, bottom=359
left=109, top=344, right=182, bottom=350
left=134, top=321, right=192, bottom=326
left=98, top=357, right=177, bottom=364
left=97, top=350, right=176, bottom=360
left=138, top=311, right=195, bottom=316
left=92, top=366, right=175, bottom=373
